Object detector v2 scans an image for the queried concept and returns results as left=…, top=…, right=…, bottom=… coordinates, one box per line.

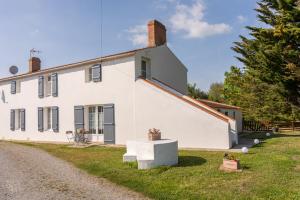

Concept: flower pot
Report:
left=223, top=159, right=240, bottom=170
left=148, top=132, right=161, bottom=141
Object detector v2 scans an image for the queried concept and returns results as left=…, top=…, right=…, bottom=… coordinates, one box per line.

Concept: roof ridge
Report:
left=0, top=46, right=153, bottom=83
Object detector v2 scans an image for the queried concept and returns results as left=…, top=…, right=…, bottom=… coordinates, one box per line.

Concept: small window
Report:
left=11, top=80, right=21, bottom=94
left=141, top=60, right=147, bottom=79
left=224, top=111, right=229, bottom=116
left=233, top=111, right=236, bottom=119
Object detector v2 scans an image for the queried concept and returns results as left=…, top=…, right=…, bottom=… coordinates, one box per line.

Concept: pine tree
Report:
left=225, top=0, right=300, bottom=121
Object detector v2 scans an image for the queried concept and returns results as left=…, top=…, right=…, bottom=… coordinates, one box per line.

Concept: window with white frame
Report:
left=45, top=75, right=52, bottom=96
left=86, top=105, right=104, bottom=134
left=15, top=109, right=21, bottom=130
left=42, top=107, right=52, bottom=131
left=10, top=109, right=25, bottom=131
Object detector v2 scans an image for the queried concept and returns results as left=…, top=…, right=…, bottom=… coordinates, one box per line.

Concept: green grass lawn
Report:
left=18, top=131, right=300, bottom=200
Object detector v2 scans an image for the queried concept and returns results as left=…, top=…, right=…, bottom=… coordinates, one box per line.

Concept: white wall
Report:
left=218, top=108, right=243, bottom=133
left=134, top=79, right=231, bottom=149
left=135, top=45, right=188, bottom=95
left=0, top=56, right=136, bottom=144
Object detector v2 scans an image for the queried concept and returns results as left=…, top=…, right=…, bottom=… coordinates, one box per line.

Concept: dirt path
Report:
left=0, top=142, right=149, bottom=200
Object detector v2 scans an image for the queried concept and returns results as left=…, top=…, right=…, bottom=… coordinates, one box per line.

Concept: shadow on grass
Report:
left=177, top=156, right=206, bottom=167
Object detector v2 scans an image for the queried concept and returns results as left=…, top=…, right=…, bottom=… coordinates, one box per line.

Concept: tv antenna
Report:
left=30, top=48, right=41, bottom=58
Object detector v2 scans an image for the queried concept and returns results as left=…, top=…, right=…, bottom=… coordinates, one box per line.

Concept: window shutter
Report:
left=38, top=107, right=44, bottom=132
left=92, top=64, right=101, bottom=82
left=74, top=106, right=84, bottom=131
left=11, top=81, right=16, bottom=94
left=20, top=109, right=25, bottom=131
left=103, top=104, right=115, bottom=144
left=51, top=73, right=58, bottom=97
left=38, top=76, right=44, bottom=98
left=10, top=110, right=15, bottom=131
left=52, top=106, right=59, bottom=132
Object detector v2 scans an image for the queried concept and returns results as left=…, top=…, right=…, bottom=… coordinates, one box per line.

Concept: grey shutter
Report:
left=52, top=73, right=58, bottom=97
left=10, top=110, right=15, bottom=131
left=20, top=109, right=25, bottom=131
left=38, top=76, right=44, bottom=98
left=38, top=107, right=44, bottom=132
left=103, top=104, right=115, bottom=144
left=92, top=64, right=101, bottom=82
left=11, top=81, right=16, bottom=94
left=52, top=106, right=59, bottom=132
left=74, top=106, right=84, bottom=130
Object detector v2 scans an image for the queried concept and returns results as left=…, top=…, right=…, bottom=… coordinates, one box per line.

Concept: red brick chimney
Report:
left=148, top=20, right=166, bottom=47
left=29, top=57, right=41, bottom=73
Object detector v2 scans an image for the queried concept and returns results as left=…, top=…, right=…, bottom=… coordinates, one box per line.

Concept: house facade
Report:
left=0, top=20, right=241, bottom=149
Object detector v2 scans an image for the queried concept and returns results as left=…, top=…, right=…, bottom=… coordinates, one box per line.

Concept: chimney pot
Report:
left=148, top=20, right=167, bottom=47
left=29, top=57, right=41, bottom=73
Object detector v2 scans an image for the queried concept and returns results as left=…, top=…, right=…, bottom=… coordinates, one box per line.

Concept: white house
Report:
left=0, top=20, right=242, bottom=149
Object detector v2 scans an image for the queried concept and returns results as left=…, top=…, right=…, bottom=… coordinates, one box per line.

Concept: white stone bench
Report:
left=123, top=139, right=178, bottom=169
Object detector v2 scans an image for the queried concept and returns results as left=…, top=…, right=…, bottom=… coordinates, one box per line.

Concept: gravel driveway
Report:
left=0, top=142, right=149, bottom=200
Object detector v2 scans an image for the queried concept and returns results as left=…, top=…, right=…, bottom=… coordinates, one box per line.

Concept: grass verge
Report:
left=17, top=131, right=300, bottom=200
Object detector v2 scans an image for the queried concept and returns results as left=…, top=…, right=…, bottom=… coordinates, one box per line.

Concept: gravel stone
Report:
left=0, top=142, right=149, bottom=200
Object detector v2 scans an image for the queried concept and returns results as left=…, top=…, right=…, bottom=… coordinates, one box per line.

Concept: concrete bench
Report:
left=123, top=139, right=178, bottom=169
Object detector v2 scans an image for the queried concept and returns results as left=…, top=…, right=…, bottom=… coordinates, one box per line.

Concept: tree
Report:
left=187, top=83, right=208, bottom=99
left=208, top=82, right=225, bottom=102
left=224, top=0, right=300, bottom=121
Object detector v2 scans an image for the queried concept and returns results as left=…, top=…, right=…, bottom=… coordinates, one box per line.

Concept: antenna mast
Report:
left=100, top=0, right=103, bottom=63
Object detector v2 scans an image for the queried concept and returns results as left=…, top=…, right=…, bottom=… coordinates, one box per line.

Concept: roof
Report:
left=197, top=99, right=240, bottom=110
left=0, top=46, right=152, bottom=83
left=141, top=78, right=232, bottom=123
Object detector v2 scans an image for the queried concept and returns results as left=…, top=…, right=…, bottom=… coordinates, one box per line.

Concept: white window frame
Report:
left=45, top=75, right=52, bottom=97
left=85, top=105, right=104, bottom=134
left=44, top=107, right=52, bottom=131
left=14, top=109, right=21, bottom=130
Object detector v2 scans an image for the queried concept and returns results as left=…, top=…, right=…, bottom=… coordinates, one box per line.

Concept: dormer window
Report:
left=140, top=58, right=150, bottom=79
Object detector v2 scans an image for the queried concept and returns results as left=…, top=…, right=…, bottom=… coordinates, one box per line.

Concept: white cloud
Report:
left=237, top=15, right=247, bottom=23
left=169, top=0, right=231, bottom=38
left=127, top=24, right=148, bottom=46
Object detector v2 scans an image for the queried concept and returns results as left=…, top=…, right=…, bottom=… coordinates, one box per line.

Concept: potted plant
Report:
left=222, top=153, right=240, bottom=170
left=148, top=128, right=161, bottom=141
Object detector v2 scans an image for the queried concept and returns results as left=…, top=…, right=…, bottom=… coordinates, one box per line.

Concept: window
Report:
left=47, top=107, right=52, bottom=130
left=224, top=111, right=229, bottom=116
left=86, top=105, right=104, bottom=134
left=86, top=64, right=102, bottom=83
left=45, top=75, right=52, bottom=96
left=88, top=107, right=96, bottom=134
left=140, top=58, right=150, bottom=79
left=233, top=111, right=236, bottom=119
left=10, top=109, right=25, bottom=131
left=15, top=110, right=21, bottom=130
left=38, top=106, right=59, bottom=132
left=98, top=106, right=104, bottom=134
left=141, top=60, right=147, bottom=79
left=11, top=80, right=21, bottom=94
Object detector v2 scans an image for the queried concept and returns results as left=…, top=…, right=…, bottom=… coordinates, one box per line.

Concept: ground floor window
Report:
left=87, top=105, right=104, bottom=134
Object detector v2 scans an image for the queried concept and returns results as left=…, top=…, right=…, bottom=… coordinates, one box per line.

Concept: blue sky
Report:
left=0, top=0, right=258, bottom=91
